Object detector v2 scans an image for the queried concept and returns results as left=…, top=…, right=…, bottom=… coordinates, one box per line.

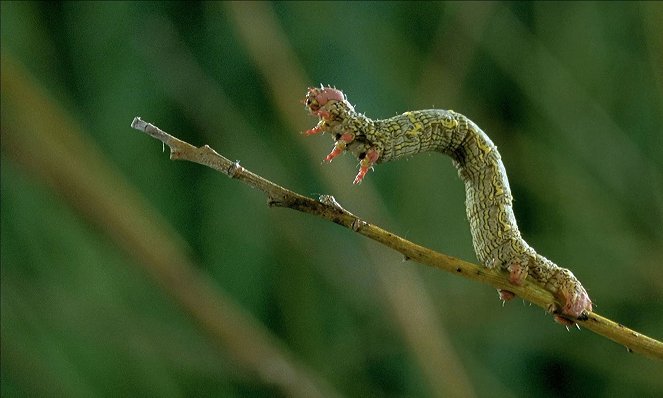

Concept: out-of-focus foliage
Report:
left=2, top=2, right=662, bottom=397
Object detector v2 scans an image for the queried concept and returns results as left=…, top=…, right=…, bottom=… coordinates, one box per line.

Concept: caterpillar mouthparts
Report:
left=303, top=86, right=592, bottom=325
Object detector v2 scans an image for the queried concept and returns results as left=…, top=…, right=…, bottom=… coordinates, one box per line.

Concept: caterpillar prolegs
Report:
left=303, top=86, right=592, bottom=325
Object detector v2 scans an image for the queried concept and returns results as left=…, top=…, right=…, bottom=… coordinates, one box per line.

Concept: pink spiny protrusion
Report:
left=507, top=261, right=527, bottom=285
left=314, top=109, right=332, bottom=120
left=353, top=148, right=380, bottom=184
left=324, top=133, right=355, bottom=162
left=559, top=282, right=592, bottom=318
left=305, top=126, right=322, bottom=136
left=324, top=142, right=346, bottom=162
left=305, top=121, right=325, bottom=136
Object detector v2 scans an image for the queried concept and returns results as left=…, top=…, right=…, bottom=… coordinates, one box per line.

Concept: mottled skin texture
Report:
left=304, top=86, right=592, bottom=324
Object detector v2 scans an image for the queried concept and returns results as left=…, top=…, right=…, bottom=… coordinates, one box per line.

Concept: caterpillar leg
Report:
left=500, top=253, right=533, bottom=286
left=496, top=256, right=528, bottom=306
left=354, top=148, right=380, bottom=184
left=506, top=257, right=530, bottom=286
left=325, top=133, right=355, bottom=162
left=305, top=120, right=327, bottom=136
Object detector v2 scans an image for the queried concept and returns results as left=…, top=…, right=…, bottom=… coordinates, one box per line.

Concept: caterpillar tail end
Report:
left=558, top=284, right=592, bottom=324
left=541, top=273, right=593, bottom=327
left=550, top=270, right=593, bottom=326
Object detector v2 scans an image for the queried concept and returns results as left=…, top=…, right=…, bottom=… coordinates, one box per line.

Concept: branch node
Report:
left=318, top=194, right=343, bottom=210
left=227, top=160, right=244, bottom=179
left=350, top=218, right=367, bottom=232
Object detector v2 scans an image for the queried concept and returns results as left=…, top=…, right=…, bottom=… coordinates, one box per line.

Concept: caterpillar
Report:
left=303, top=86, right=592, bottom=325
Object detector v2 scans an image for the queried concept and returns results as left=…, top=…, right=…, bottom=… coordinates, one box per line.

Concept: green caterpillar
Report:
left=303, top=86, right=592, bottom=325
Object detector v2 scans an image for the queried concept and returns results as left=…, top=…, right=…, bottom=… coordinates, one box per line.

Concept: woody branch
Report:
left=131, top=116, right=663, bottom=360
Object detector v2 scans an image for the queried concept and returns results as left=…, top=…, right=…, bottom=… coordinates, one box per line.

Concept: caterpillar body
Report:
left=303, top=86, right=592, bottom=324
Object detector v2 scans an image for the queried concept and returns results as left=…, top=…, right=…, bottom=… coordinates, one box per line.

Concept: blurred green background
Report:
left=2, top=1, right=662, bottom=397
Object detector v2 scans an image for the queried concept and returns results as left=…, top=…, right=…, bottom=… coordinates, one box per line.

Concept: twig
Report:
left=131, top=116, right=663, bottom=360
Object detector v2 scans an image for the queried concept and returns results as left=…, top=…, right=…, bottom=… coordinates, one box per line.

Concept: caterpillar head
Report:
left=304, top=86, right=354, bottom=119
left=303, top=86, right=352, bottom=136
left=303, top=86, right=379, bottom=184
left=304, top=86, right=343, bottom=112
